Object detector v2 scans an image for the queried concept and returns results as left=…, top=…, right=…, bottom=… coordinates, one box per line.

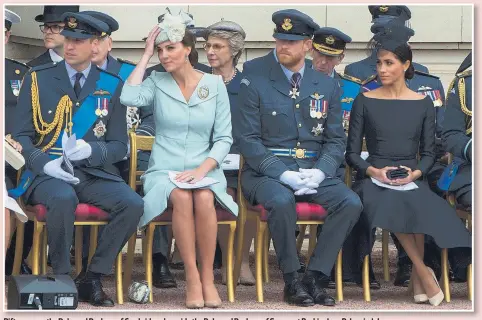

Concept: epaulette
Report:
left=30, top=61, right=59, bottom=73
left=6, top=58, right=30, bottom=70
left=97, top=66, right=123, bottom=81
left=339, top=73, right=362, bottom=84
left=456, top=69, right=472, bottom=79
left=362, top=74, right=377, bottom=85
left=414, top=69, right=440, bottom=79
left=117, top=58, right=136, bottom=66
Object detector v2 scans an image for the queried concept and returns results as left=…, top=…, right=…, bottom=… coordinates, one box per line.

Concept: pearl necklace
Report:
left=212, top=68, right=237, bottom=85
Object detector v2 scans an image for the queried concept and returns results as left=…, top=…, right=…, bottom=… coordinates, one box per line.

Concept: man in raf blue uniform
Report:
left=439, top=51, right=472, bottom=282
left=78, top=10, right=138, bottom=274
left=343, top=5, right=427, bottom=80
left=353, top=17, right=448, bottom=287
left=236, top=9, right=362, bottom=307
left=12, top=12, right=143, bottom=307
left=4, top=8, right=34, bottom=276
left=27, top=5, right=79, bottom=67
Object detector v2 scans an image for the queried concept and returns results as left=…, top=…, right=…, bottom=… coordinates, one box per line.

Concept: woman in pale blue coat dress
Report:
left=120, top=11, right=238, bottom=309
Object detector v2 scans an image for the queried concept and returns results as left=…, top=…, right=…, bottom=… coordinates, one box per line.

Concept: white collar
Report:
left=48, top=49, right=63, bottom=62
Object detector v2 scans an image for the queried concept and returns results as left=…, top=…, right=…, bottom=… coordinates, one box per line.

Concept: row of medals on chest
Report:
left=287, top=88, right=327, bottom=137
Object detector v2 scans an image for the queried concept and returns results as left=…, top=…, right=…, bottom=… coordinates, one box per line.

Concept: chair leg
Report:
left=88, top=226, right=99, bottom=265
left=336, top=250, right=343, bottom=302
left=41, top=228, right=48, bottom=275
left=467, top=264, right=472, bottom=301
left=255, top=221, right=267, bottom=303
left=116, top=252, right=124, bottom=305
left=123, top=233, right=137, bottom=294
left=226, top=223, right=237, bottom=303
left=441, top=248, right=451, bottom=302
left=31, top=221, right=43, bottom=275
left=363, top=255, right=371, bottom=302
left=382, top=230, right=390, bottom=281
left=233, top=215, right=246, bottom=293
left=167, top=226, right=173, bottom=262
left=306, top=224, right=317, bottom=266
left=145, top=224, right=155, bottom=303
left=74, top=226, right=83, bottom=276
left=12, top=220, right=25, bottom=276
left=262, top=229, right=270, bottom=283
left=296, top=224, right=307, bottom=253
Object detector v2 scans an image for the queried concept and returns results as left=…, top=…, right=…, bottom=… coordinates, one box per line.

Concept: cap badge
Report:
left=325, top=35, right=335, bottom=45
left=282, top=18, right=293, bottom=31
left=379, top=6, right=389, bottom=13
left=67, top=17, right=77, bottom=29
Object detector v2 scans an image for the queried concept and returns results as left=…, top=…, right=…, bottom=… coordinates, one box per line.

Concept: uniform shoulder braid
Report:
left=339, top=73, right=362, bottom=84
left=30, top=61, right=59, bottom=73
left=362, top=74, right=377, bottom=85
left=117, top=57, right=136, bottom=66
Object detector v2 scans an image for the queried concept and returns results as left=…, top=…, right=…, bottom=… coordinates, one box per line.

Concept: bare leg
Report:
left=193, top=189, right=221, bottom=305
left=395, top=233, right=441, bottom=298
left=411, top=234, right=425, bottom=295
left=170, top=189, right=203, bottom=305
left=218, top=188, right=255, bottom=285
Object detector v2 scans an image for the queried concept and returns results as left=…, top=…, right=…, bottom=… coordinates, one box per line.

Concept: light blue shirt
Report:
left=99, top=59, right=108, bottom=71
left=65, top=62, right=91, bottom=88
left=273, top=49, right=305, bottom=83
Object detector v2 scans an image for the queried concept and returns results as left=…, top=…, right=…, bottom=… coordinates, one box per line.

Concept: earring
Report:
left=185, top=54, right=189, bottom=61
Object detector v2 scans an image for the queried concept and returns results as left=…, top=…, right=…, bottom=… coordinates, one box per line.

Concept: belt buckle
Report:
left=294, top=148, right=306, bottom=159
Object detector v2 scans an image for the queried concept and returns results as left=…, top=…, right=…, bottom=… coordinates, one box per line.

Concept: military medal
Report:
left=93, top=120, right=107, bottom=138
left=198, top=85, right=209, bottom=99
left=289, top=87, right=299, bottom=99
left=94, top=89, right=110, bottom=117
left=343, top=110, right=351, bottom=130
left=310, top=100, right=317, bottom=118
left=320, top=100, right=328, bottom=119
left=10, top=80, right=21, bottom=97
left=311, top=123, right=324, bottom=136
left=310, top=93, right=323, bottom=118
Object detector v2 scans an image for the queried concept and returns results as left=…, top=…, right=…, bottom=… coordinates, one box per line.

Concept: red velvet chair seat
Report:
left=248, top=202, right=328, bottom=222
left=30, top=204, right=109, bottom=222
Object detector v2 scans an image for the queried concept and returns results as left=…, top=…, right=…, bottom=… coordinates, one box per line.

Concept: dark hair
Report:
left=181, top=31, right=199, bottom=66
left=391, top=43, right=414, bottom=79
left=370, top=39, right=415, bottom=80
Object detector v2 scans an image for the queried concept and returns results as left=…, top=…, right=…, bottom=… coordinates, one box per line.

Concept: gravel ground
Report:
left=15, top=236, right=469, bottom=311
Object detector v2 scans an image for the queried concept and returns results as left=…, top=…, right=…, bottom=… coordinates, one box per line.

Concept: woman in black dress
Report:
left=345, top=25, right=471, bottom=306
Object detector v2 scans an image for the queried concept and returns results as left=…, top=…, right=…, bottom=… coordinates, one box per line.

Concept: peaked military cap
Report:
left=5, top=8, right=21, bottom=31
left=60, top=12, right=109, bottom=39
left=82, top=11, right=119, bottom=35
left=368, top=5, right=411, bottom=20
left=313, top=27, right=351, bottom=56
left=272, top=9, right=319, bottom=41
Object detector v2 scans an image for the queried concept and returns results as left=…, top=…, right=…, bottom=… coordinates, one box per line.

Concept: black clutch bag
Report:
left=386, top=167, right=409, bottom=180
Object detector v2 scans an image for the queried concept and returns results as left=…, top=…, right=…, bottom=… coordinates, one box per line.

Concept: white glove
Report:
left=43, top=157, right=80, bottom=185
left=299, top=168, right=326, bottom=186
left=294, top=187, right=318, bottom=196
left=280, top=171, right=319, bottom=191
left=65, top=139, right=92, bottom=161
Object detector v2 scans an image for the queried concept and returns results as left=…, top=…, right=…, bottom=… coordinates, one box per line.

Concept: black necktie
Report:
left=73, top=73, right=83, bottom=98
left=291, top=72, right=301, bottom=89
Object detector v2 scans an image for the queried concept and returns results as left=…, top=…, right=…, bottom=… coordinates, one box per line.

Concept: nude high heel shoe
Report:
left=409, top=272, right=428, bottom=303
left=427, top=267, right=444, bottom=306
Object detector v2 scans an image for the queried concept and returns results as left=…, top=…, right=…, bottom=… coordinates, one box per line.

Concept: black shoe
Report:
left=302, top=273, right=336, bottom=306
left=152, top=254, right=177, bottom=289
left=356, top=278, right=381, bottom=290
left=283, top=278, right=314, bottom=307
left=394, top=263, right=412, bottom=287
left=77, top=277, right=114, bottom=307
left=74, top=270, right=86, bottom=286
